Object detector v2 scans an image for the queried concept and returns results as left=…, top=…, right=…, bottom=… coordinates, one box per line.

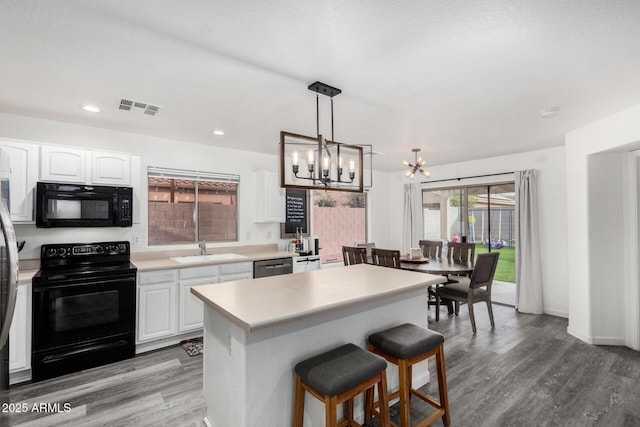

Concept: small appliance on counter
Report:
left=303, top=236, right=320, bottom=256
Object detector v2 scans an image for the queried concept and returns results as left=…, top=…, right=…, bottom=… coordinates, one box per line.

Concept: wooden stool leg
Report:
left=364, top=385, right=374, bottom=425
left=293, top=376, right=304, bottom=427
left=344, top=398, right=354, bottom=424
left=325, top=395, right=338, bottom=427
left=436, top=345, right=451, bottom=427
left=377, top=370, right=391, bottom=427
left=398, top=359, right=411, bottom=427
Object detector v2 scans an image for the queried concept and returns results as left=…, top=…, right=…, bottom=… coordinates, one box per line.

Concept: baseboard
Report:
left=567, top=327, right=626, bottom=346
left=543, top=308, right=568, bottom=318
left=135, top=329, right=203, bottom=354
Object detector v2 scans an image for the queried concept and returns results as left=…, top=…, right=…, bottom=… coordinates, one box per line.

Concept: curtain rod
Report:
left=420, top=171, right=514, bottom=185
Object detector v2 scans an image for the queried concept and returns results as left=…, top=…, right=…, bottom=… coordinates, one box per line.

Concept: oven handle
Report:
left=0, top=201, right=19, bottom=349
left=32, top=275, right=136, bottom=292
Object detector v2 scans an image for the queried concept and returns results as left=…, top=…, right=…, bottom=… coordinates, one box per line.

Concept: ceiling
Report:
left=2, top=0, right=640, bottom=172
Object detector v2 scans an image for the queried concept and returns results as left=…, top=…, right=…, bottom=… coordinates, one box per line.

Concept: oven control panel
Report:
left=42, top=241, right=130, bottom=259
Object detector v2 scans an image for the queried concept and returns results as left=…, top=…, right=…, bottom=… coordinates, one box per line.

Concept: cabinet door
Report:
left=292, top=257, right=308, bottom=274
left=9, top=281, right=31, bottom=375
left=40, top=145, right=87, bottom=183
left=219, top=272, right=253, bottom=283
left=0, top=140, right=38, bottom=222
left=306, top=257, right=322, bottom=272
left=91, top=151, right=131, bottom=185
left=254, top=171, right=285, bottom=222
left=179, top=277, right=220, bottom=332
left=137, top=282, right=177, bottom=342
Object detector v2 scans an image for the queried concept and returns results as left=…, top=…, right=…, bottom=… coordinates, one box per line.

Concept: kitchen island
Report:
left=191, top=263, right=446, bottom=427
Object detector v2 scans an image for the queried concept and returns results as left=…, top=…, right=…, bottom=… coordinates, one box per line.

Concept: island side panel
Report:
left=240, top=287, right=429, bottom=427
left=202, top=306, right=249, bottom=427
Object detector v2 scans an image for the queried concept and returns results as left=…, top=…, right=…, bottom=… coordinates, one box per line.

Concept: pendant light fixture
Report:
left=403, top=148, right=431, bottom=179
left=280, top=81, right=368, bottom=193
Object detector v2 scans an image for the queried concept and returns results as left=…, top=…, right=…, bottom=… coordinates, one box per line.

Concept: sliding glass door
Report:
left=423, top=182, right=516, bottom=304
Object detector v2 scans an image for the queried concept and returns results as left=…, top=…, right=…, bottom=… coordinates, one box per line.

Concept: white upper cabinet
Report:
left=254, top=170, right=285, bottom=223
left=91, top=151, right=131, bottom=186
left=40, top=145, right=87, bottom=183
left=0, top=139, right=38, bottom=222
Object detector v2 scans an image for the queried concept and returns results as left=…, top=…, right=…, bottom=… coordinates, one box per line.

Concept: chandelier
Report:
left=403, top=148, right=431, bottom=179
left=280, top=81, right=367, bottom=193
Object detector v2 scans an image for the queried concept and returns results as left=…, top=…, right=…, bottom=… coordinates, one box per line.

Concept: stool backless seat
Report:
left=367, top=324, right=450, bottom=427
left=293, top=343, right=391, bottom=427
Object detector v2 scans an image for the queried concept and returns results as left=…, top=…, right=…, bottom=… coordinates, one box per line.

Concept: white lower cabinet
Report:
left=292, top=255, right=322, bottom=273
left=178, top=265, right=220, bottom=333
left=9, top=280, right=31, bottom=384
left=137, top=270, right=178, bottom=343
left=137, top=262, right=251, bottom=350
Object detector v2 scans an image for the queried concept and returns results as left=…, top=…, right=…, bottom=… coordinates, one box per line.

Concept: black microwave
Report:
left=36, top=182, right=133, bottom=228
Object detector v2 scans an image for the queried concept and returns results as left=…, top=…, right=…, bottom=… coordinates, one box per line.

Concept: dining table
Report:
left=400, top=256, right=474, bottom=276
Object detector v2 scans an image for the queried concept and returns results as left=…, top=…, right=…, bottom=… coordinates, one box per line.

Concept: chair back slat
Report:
left=448, top=242, right=475, bottom=263
left=342, top=246, right=368, bottom=266
left=356, top=242, right=376, bottom=264
left=470, top=252, right=500, bottom=289
left=418, top=240, right=443, bottom=259
left=371, top=248, right=401, bottom=269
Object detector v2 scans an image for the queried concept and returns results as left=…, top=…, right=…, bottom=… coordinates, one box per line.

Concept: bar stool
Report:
left=293, top=343, right=391, bottom=427
left=367, top=324, right=450, bottom=427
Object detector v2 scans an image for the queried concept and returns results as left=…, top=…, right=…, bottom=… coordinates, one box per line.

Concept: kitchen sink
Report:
left=170, top=253, right=248, bottom=264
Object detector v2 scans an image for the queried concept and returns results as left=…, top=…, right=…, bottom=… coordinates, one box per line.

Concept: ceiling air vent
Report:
left=118, top=98, right=160, bottom=116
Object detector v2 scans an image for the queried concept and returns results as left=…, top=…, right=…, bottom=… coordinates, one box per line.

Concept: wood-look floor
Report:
left=8, top=304, right=640, bottom=426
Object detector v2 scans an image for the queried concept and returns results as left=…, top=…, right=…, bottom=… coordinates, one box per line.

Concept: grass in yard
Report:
left=474, top=244, right=515, bottom=283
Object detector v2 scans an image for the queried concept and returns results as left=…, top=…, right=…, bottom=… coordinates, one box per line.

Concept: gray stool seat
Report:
left=368, top=323, right=444, bottom=361
left=294, top=343, right=386, bottom=397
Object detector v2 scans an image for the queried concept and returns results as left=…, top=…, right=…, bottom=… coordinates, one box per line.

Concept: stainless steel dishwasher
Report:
left=253, top=257, right=293, bottom=278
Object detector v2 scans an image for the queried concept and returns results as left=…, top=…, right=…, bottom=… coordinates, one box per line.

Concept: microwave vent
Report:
left=118, top=98, right=160, bottom=116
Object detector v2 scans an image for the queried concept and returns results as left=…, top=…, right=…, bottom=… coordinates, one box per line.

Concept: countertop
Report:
left=131, top=244, right=295, bottom=272
left=191, top=263, right=446, bottom=332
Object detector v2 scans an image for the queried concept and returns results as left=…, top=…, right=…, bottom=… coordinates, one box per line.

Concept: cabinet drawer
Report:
left=220, top=262, right=253, bottom=275
left=179, top=265, right=220, bottom=280
left=138, top=270, right=178, bottom=285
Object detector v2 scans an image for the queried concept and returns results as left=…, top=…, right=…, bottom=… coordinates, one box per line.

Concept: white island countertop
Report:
left=191, top=263, right=446, bottom=332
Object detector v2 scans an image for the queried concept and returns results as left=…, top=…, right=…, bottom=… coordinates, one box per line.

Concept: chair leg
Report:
left=398, top=359, right=411, bottom=427
left=486, top=299, right=495, bottom=329
left=454, top=301, right=460, bottom=316
left=467, top=300, right=477, bottom=334
left=435, top=294, right=440, bottom=321
left=364, top=385, right=374, bottom=425
left=293, top=376, right=304, bottom=427
left=435, top=345, right=451, bottom=427
left=344, top=398, right=354, bottom=424
left=378, top=370, right=391, bottom=427
left=325, top=395, right=338, bottom=427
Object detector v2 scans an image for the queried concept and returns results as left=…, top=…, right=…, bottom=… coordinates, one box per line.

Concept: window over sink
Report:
left=147, top=167, right=239, bottom=245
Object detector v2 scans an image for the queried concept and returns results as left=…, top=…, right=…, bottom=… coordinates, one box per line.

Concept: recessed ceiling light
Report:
left=540, top=107, right=559, bottom=119
left=212, top=130, right=225, bottom=136
left=81, top=104, right=101, bottom=113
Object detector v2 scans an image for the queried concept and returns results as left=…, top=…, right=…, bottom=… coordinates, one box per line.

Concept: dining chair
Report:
left=435, top=252, right=500, bottom=334
left=447, top=242, right=476, bottom=284
left=371, top=248, right=401, bottom=269
left=356, top=242, right=376, bottom=264
left=342, top=246, right=368, bottom=266
left=418, top=240, right=443, bottom=259
left=447, top=242, right=475, bottom=263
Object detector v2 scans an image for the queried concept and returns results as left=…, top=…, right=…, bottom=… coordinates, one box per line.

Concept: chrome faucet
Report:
left=199, top=241, right=207, bottom=255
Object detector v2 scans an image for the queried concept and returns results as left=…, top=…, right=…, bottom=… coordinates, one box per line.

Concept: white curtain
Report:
left=515, top=170, right=543, bottom=314
left=402, top=183, right=424, bottom=253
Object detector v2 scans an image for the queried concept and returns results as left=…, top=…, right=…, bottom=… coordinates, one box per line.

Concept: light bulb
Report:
left=292, top=150, right=299, bottom=166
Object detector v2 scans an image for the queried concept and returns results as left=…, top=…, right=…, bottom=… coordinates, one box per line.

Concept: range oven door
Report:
left=32, top=273, right=135, bottom=381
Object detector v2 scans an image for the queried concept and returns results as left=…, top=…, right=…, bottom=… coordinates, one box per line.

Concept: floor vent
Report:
left=118, top=98, right=160, bottom=116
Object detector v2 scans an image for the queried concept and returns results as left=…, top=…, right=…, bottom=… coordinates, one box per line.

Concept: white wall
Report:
left=388, top=146, right=569, bottom=317
left=2, top=112, right=391, bottom=261
left=565, top=103, right=640, bottom=349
